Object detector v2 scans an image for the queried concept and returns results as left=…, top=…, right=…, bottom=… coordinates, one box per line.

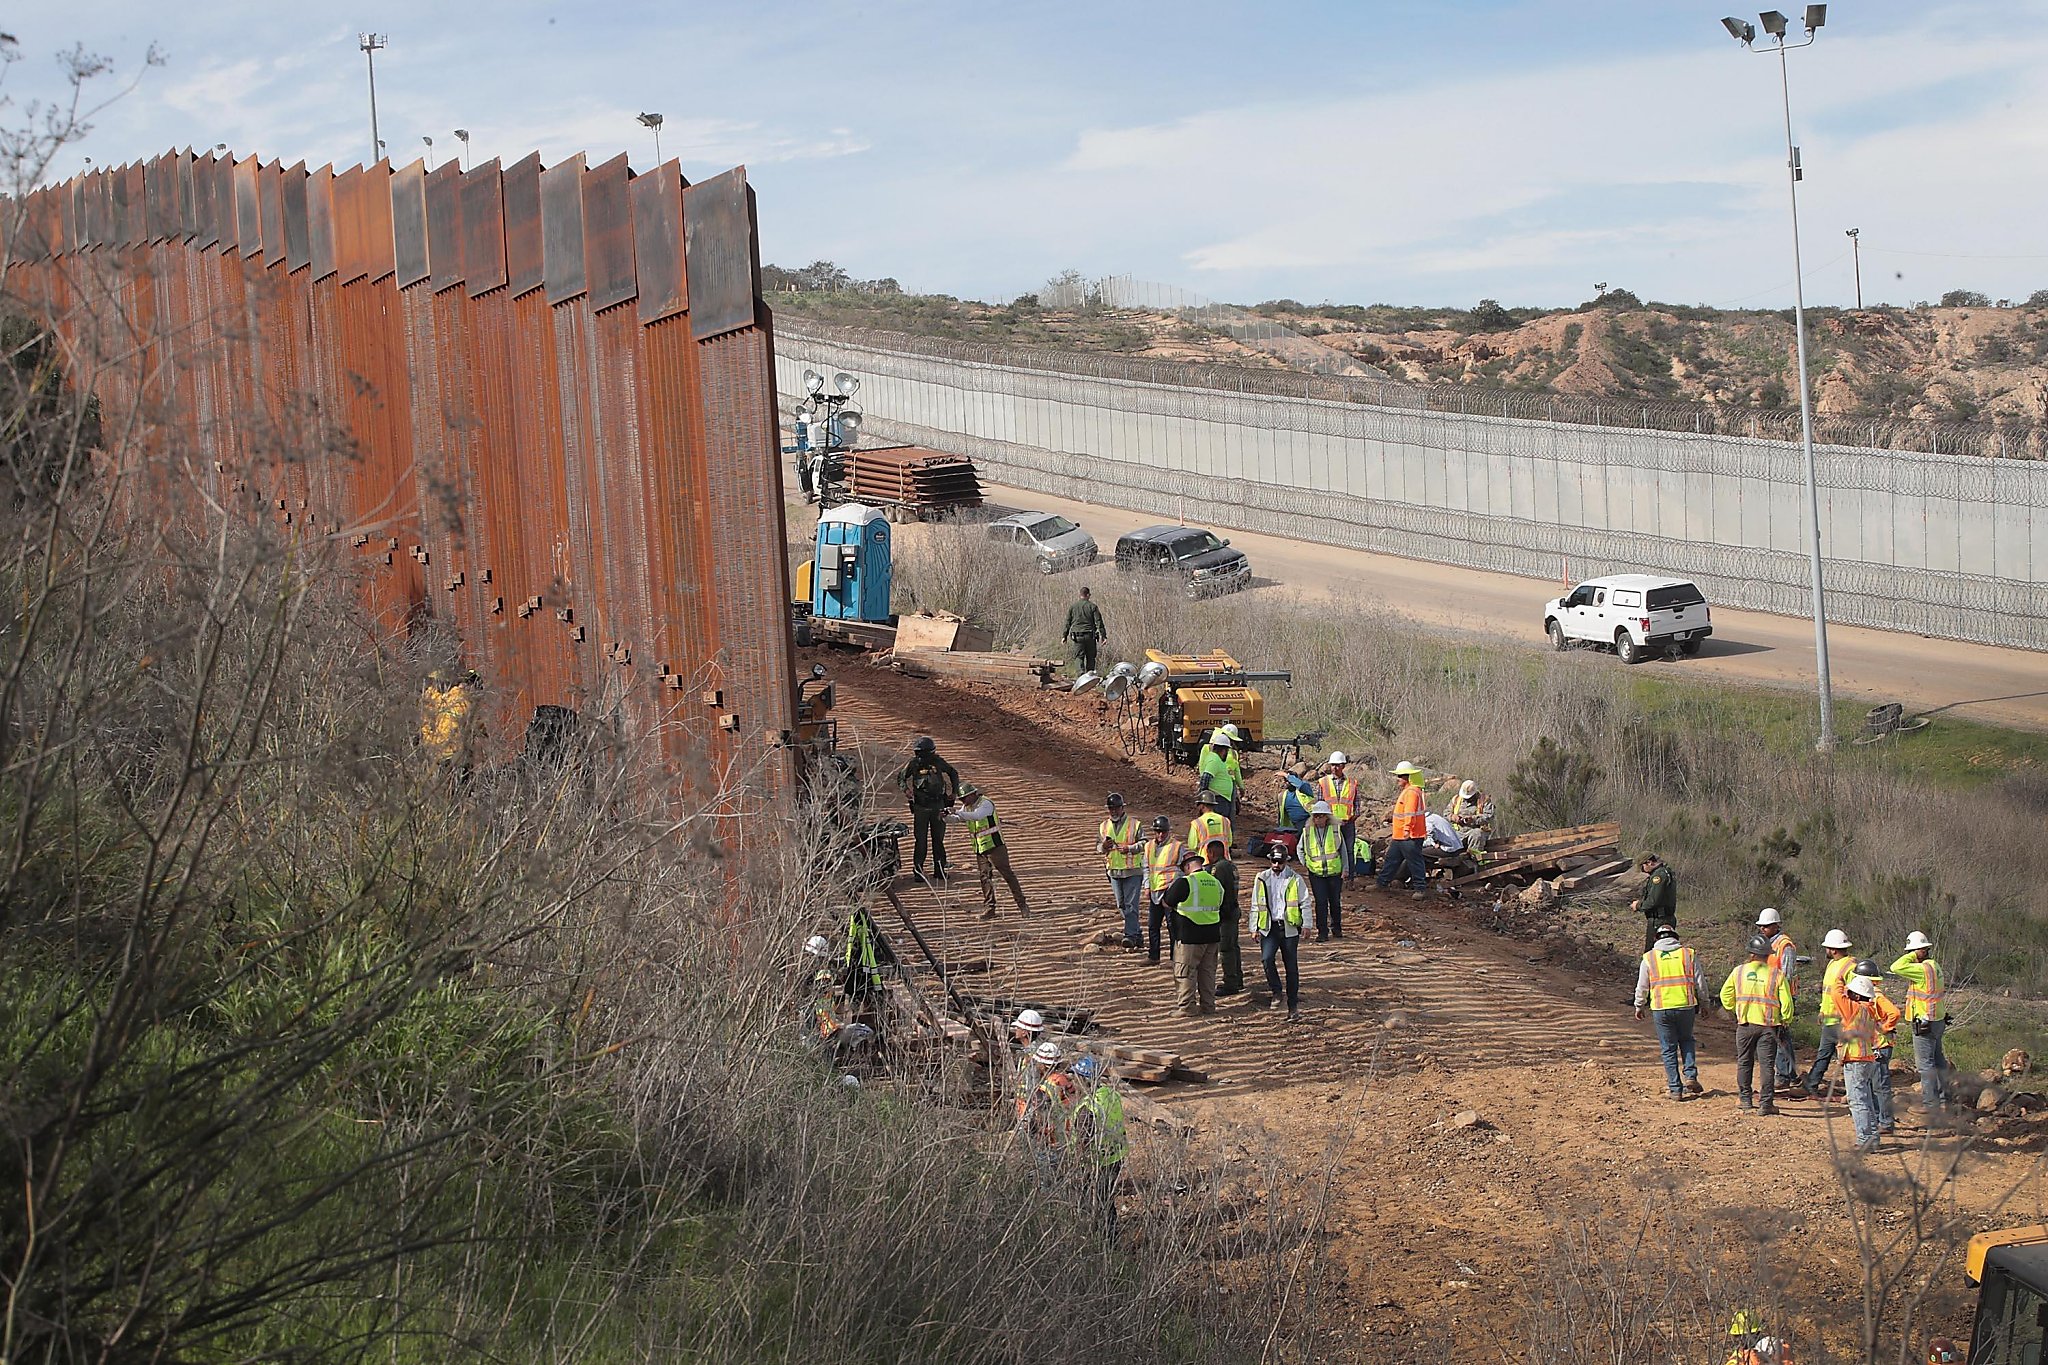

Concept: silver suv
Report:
left=985, top=511, right=1098, bottom=573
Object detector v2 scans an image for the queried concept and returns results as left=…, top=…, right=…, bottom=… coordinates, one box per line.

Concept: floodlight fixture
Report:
left=810, top=662, right=828, bottom=679
left=803, top=368, right=825, bottom=395
left=1722, top=16, right=1755, bottom=42
left=1102, top=674, right=1132, bottom=700
left=836, top=412, right=862, bottom=442
left=1137, top=661, right=1167, bottom=691
left=833, top=372, right=860, bottom=397
left=1759, top=10, right=1789, bottom=37
left=1070, top=671, right=1101, bottom=696
left=636, top=112, right=664, bottom=131
left=1804, top=4, right=1826, bottom=31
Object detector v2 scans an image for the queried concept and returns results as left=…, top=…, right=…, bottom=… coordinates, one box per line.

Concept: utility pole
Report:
left=1723, top=6, right=1836, bottom=752
left=637, top=111, right=665, bottom=165
left=359, top=33, right=388, bottom=165
left=1845, top=227, right=1862, bottom=309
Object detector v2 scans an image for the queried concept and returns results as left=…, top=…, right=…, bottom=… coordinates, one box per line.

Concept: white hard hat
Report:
left=1207, top=728, right=1228, bottom=746
left=1654, top=924, right=1680, bottom=942
left=1033, top=1040, right=1062, bottom=1065
left=1328, top=750, right=1348, bottom=765
left=1221, top=723, right=1242, bottom=741
left=1822, top=929, right=1852, bottom=950
left=1392, top=760, right=1422, bottom=776
left=840, top=1073, right=862, bottom=1090
left=1458, top=779, right=1478, bottom=799
left=1905, top=930, right=1933, bottom=950
left=1754, top=1338, right=1779, bottom=1361
left=804, top=934, right=831, bottom=957
left=1013, top=1008, right=1046, bottom=1034
left=1756, top=907, right=1782, bottom=927
left=1309, top=800, right=1332, bottom=815
left=1846, top=974, right=1875, bottom=998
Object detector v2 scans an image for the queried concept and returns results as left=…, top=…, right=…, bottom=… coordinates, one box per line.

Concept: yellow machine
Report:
left=1965, top=1225, right=2048, bottom=1362
left=1145, top=649, right=1299, bottom=767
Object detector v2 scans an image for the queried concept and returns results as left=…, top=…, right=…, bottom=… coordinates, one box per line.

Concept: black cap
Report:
left=913, top=736, right=936, bottom=755
left=1266, top=843, right=1290, bottom=862
left=1151, top=815, right=1171, bottom=832
left=1106, top=791, right=1125, bottom=807
left=1746, top=933, right=1771, bottom=956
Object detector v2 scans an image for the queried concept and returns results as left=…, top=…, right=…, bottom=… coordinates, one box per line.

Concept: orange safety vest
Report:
left=1300, top=821, right=1344, bottom=876
left=1390, top=784, right=1426, bottom=840
left=1830, top=990, right=1899, bottom=1064
left=1768, top=932, right=1798, bottom=1017
left=1100, top=815, right=1141, bottom=875
left=1871, top=986, right=1901, bottom=1048
left=1145, top=839, right=1184, bottom=894
left=1316, top=774, right=1359, bottom=822
left=1643, top=945, right=1698, bottom=1011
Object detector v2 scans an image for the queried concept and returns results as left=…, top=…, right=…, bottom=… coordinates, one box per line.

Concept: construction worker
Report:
left=1888, top=930, right=1950, bottom=1109
left=1205, top=837, right=1243, bottom=998
left=1065, top=1054, right=1128, bottom=1239
left=1830, top=970, right=1901, bottom=1154
left=897, top=736, right=960, bottom=879
left=1724, top=1310, right=1766, bottom=1365
left=1277, top=766, right=1315, bottom=832
left=948, top=783, right=1030, bottom=919
left=1445, top=778, right=1495, bottom=855
left=1375, top=760, right=1430, bottom=898
left=1099, top=792, right=1145, bottom=949
left=1316, top=752, right=1361, bottom=876
left=1187, top=788, right=1233, bottom=857
left=1632, top=924, right=1709, bottom=1100
left=1062, top=585, right=1107, bottom=676
left=1253, top=842, right=1308, bottom=1019
left=1142, top=816, right=1183, bottom=965
left=1720, top=933, right=1793, bottom=1115
left=1197, top=729, right=1243, bottom=820
left=1160, top=848, right=1224, bottom=1015
left=1023, top=1040, right=1076, bottom=1183
left=1630, top=853, right=1678, bottom=953
left=419, top=668, right=477, bottom=773
left=1802, top=929, right=1857, bottom=1095
left=1008, top=1008, right=1048, bottom=1122
left=1857, top=958, right=1900, bottom=1136
left=1756, top=908, right=1805, bottom=1096
left=1299, top=800, right=1345, bottom=941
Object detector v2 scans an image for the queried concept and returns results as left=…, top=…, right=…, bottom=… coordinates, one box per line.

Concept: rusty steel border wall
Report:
left=5, top=149, right=798, bottom=801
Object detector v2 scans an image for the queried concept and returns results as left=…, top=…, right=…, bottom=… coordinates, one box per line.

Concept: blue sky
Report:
left=12, top=1, right=2048, bottom=309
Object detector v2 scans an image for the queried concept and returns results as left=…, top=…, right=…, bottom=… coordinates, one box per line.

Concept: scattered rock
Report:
left=1573, top=985, right=1595, bottom=996
left=1520, top=880, right=1559, bottom=909
left=1977, top=1086, right=2006, bottom=1113
left=1384, top=1011, right=1413, bottom=1031
left=2003, top=1048, right=2033, bottom=1078
left=1451, top=1110, right=1482, bottom=1129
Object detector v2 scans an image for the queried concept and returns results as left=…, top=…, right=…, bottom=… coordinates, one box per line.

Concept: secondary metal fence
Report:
left=6, top=149, right=797, bottom=799
left=779, top=323, right=2048, bottom=653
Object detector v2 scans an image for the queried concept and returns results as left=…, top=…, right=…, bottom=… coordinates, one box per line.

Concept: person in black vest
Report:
left=897, top=736, right=959, bottom=878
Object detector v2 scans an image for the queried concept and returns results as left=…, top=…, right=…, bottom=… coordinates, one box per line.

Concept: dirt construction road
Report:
left=976, top=480, right=2048, bottom=733
left=827, top=653, right=2047, bottom=1361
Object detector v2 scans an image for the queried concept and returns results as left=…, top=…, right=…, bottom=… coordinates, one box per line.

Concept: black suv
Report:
left=1113, top=525, right=1252, bottom=598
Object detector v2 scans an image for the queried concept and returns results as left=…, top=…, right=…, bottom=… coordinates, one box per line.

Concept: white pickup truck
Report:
left=1543, top=574, right=1713, bottom=663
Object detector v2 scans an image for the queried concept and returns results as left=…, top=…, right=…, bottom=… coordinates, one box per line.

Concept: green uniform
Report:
left=1063, top=597, right=1107, bottom=674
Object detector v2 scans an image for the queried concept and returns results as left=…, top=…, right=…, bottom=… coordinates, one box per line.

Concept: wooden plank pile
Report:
left=1073, top=1040, right=1209, bottom=1086
left=1451, top=821, right=1624, bottom=888
left=848, top=445, right=983, bottom=513
left=892, top=647, right=1060, bottom=688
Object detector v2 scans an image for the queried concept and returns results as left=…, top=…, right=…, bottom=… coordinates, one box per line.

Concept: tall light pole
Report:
left=637, top=111, right=664, bottom=164
left=358, top=33, right=388, bottom=165
left=1845, top=227, right=1862, bottom=309
left=422, top=135, right=434, bottom=168
left=1724, top=5, right=1836, bottom=751
left=453, top=128, right=471, bottom=170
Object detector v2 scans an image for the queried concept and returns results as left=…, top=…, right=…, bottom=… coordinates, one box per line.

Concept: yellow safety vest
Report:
left=1643, top=945, right=1698, bottom=1011
left=966, top=803, right=1000, bottom=855
left=1896, top=955, right=1945, bottom=1021
left=1069, top=1084, right=1129, bottom=1167
left=1145, top=839, right=1184, bottom=893
left=1199, top=748, right=1241, bottom=800
left=1817, top=955, right=1854, bottom=1023
left=1723, top=961, right=1788, bottom=1026
left=1187, top=811, right=1232, bottom=856
left=1316, top=774, right=1358, bottom=822
left=1176, top=870, right=1224, bottom=926
left=1300, top=821, right=1343, bottom=876
left=1100, top=815, right=1140, bottom=875
left=1251, top=872, right=1306, bottom=934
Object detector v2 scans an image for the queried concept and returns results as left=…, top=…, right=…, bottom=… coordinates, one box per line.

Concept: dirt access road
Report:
left=827, top=653, right=2047, bottom=1362
left=973, top=479, right=2048, bottom=733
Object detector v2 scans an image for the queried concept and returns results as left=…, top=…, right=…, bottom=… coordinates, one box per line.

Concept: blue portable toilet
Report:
left=813, top=503, right=892, bottom=622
